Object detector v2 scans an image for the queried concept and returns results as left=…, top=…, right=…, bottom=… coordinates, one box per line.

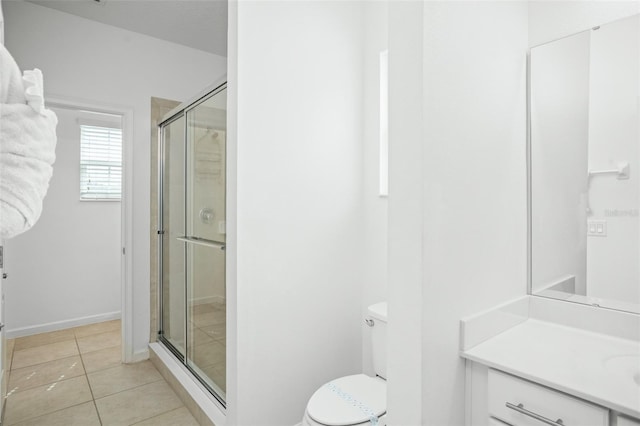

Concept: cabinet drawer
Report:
left=488, top=369, right=608, bottom=426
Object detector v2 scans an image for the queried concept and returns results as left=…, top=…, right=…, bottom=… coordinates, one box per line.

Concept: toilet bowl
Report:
left=302, top=303, right=388, bottom=426
left=302, top=374, right=386, bottom=426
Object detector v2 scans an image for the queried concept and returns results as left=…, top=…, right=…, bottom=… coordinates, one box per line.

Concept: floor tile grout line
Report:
left=75, top=334, right=104, bottom=426
left=74, top=327, right=122, bottom=341
left=6, top=368, right=86, bottom=396
left=2, top=321, right=198, bottom=426
left=12, top=332, right=76, bottom=352
left=12, top=338, right=77, bottom=354
left=4, top=322, right=126, bottom=426
left=11, top=346, right=121, bottom=378
left=7, top=400, right=96, bottom=426
left=127, top=405, right=191, bottom=426
left=78, top=343, right=122, bottom=358
left=94, top=379, right=185, bottom=425
left=3, top=377, right=94, bottom=426
left=7, top=339, right=14, bottom=371
left=8, top=352, right=82, bottom=376
left=92, top=374, right=166, bottom=401
left=3, top=340, right=14, bottom=426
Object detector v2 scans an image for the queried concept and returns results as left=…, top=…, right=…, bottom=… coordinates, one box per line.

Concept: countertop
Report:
left=461, top=318, right=640, bottom=418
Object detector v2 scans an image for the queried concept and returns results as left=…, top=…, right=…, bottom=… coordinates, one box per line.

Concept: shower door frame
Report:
left=157, top=81, right=227, bottom=407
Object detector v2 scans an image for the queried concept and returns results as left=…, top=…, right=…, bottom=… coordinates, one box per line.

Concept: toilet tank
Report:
left=367, top=302, right=387, bottom=379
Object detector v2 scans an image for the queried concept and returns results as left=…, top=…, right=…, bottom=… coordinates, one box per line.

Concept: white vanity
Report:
left=465, top=11, right=640, bottom=426
left=460, top=296, right=640, bottom=426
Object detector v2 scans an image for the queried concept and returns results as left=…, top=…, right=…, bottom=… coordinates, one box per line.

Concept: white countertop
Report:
left=462, top=318, right=640, bottom=418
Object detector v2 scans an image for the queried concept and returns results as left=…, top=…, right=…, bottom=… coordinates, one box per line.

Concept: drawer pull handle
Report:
left=505, top=402, right=565, bottom=426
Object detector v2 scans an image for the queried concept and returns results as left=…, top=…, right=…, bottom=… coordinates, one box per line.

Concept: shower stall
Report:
left=157, top=82, right=227, bottom=405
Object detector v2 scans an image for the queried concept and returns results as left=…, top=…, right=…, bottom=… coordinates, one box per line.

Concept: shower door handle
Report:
left=176, top=236, right=225, bottom=250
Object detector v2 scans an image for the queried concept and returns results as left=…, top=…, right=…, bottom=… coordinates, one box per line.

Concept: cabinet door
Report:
left=488, top=369, right=608, bottom=426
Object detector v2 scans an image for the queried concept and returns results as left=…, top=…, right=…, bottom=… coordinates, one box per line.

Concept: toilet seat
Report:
left=303, top=411, right=387, bottom=426
left=305, top=374, right=386, bottom=426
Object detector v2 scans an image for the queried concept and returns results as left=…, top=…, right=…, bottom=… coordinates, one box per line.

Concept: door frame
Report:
left=47, top=95, right=135, bottom=363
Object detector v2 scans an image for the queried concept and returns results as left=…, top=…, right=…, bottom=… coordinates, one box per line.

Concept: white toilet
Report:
left=302, top=302, right=388, bottom=426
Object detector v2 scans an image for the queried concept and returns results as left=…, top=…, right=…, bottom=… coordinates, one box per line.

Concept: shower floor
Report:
left=188, top=301, right=226, bottom=396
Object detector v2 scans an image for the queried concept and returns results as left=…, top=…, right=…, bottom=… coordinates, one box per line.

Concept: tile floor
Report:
left=4, top=320, right=201, bottom=426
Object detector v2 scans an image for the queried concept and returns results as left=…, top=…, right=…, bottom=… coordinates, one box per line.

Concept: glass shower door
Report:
left=160, top=115, right=186, bottom=357
left=185, top=90, right=227, bottom=398
left=158, top=84, right=226, bottom=404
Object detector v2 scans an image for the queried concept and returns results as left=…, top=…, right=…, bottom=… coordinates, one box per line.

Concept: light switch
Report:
left=587, top=220, right=607, bottom=237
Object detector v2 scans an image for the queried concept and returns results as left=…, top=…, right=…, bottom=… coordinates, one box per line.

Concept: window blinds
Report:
left=80, top=125, right=122, bottom=200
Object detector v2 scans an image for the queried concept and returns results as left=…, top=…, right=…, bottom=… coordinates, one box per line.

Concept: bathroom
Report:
left=0, top=0, right=638, bottom=425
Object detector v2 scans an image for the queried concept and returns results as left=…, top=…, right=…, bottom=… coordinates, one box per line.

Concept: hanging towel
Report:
left=0, top=43, right=57, bottom=239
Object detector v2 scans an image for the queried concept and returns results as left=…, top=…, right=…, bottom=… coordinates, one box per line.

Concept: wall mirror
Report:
left=529, top=14, right=639, bottom=314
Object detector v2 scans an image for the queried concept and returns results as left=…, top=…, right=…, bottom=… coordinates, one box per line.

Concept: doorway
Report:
left=4, top=98, right=134, bottom=363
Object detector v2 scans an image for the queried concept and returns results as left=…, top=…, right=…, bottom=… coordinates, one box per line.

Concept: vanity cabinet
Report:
left=460, top=297, right=640, bottom=426
left=488, top=369, right=609, bottom=426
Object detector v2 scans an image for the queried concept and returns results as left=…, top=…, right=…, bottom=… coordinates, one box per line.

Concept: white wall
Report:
left=386, top=2, right=425, bottom=423
left=3, top=1, right=225, bottom=356
left=6, top=106, right=122, bottom=335
left=232, top=1, right=364, bottom=424
left=362, top=0, right=389, bottom=377
left=387, top=2, right=529, bottom=424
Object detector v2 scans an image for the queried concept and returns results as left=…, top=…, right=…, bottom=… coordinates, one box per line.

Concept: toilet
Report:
left=302, top=302, right=388, bottom=426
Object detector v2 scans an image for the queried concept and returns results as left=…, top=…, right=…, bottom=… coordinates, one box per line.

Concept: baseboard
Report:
left=5, top=311, right=121, bottom=339
left=130, top=348, right=150, bottom=363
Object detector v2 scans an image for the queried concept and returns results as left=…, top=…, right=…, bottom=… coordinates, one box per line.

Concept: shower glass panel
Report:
left=161, top=115, right=186, bottom=357
left=158, top=83, right=226, bottom=405
left=186, top=91, right=227, bottom=397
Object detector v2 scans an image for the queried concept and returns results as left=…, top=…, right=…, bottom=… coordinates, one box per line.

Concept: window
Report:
left=80, top=124, right=122, bottom=200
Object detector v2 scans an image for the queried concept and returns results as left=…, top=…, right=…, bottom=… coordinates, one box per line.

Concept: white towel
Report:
left=0, top=43, right=57, bottom=239
left=0, top=44, right=25, bottom=105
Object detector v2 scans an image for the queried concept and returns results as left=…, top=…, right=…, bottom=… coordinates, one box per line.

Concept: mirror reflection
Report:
left=530, top=14, right=640, bottom=313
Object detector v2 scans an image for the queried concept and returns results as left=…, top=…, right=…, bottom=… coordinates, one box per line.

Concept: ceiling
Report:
left=26, top=0, right=228, bottom=57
